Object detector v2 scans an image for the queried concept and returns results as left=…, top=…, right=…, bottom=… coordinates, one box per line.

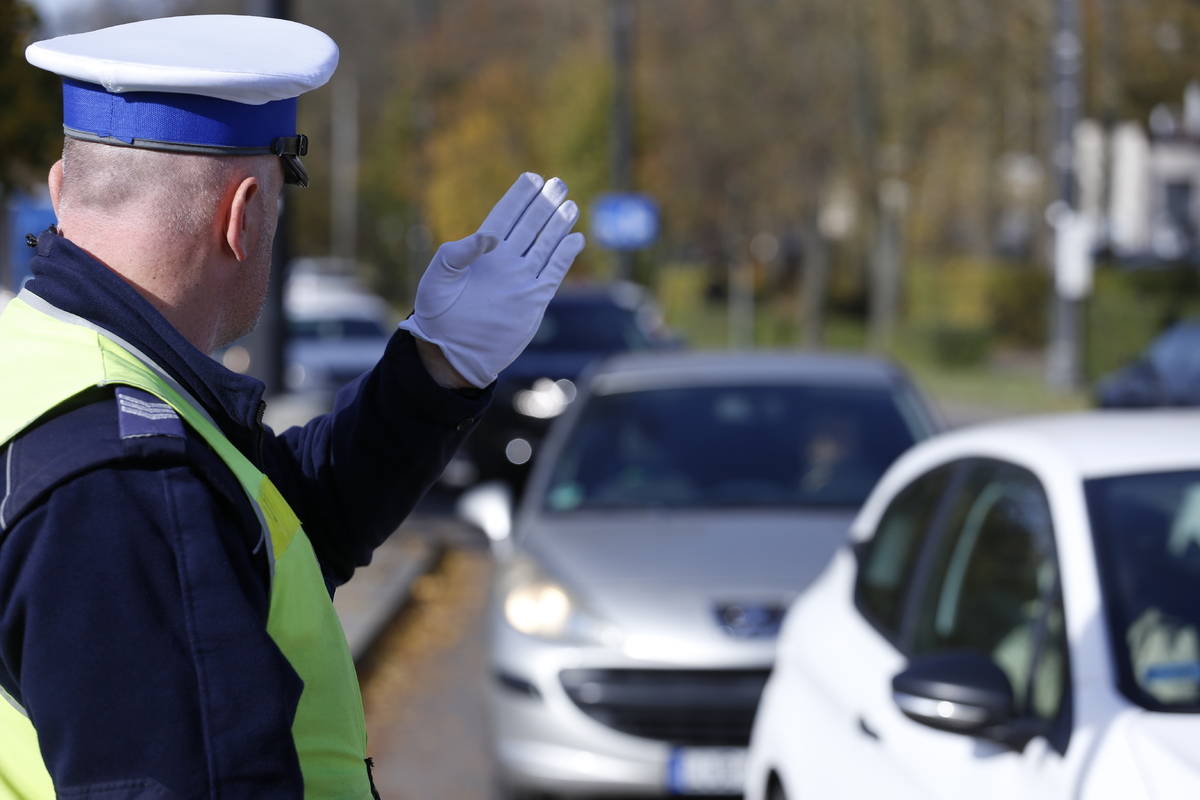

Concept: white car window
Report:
left=911, top=461, right=1068, bottom=723
left=1087, top=470, right=1200, bottom=711
left=856, top=464, right=953, bottom=639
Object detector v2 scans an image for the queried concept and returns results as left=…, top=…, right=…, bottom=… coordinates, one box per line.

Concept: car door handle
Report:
left=858, top=716, right=880, bottom=741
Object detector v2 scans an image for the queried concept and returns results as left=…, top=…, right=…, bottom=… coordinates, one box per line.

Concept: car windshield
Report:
left=526, top=301, right=652, bottom=354
left=543, top=384, right=918, bottom=511
left=1086, top=470, right=1200, bottom=712
left=290, top=318, right=389, bottom=341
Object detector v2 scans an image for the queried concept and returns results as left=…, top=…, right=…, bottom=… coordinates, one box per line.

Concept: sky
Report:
left=29, top=0, right=89, bottom=20
left=28, top=0, right=82, bottom=11
left=29, top=0, right=102, bottom=34
left=27, top=0, right=211, bottom=35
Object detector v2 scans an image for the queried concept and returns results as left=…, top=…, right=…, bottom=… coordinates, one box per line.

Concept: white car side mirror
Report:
left=891, top=651, right=1043, bottom=751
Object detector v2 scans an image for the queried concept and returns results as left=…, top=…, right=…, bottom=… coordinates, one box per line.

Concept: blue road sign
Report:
left=590, top=193, right=659, bottom=251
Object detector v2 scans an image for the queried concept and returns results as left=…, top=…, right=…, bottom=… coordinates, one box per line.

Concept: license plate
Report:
left=667, top=747, right=747, bottom=795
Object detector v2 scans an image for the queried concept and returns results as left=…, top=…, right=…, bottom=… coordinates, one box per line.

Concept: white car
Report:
left=283, top=273, right=392, bottom=395
left=745, top=411, right=1200, bottom=800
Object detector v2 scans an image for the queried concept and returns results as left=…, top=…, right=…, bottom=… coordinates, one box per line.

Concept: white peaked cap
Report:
left=26, top=14, right=339, bottom=106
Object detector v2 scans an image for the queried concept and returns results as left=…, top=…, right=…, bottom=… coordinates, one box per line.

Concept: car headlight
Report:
left=513, top=378, right=576, bottom=419
left=497, top=554, right=620, bottom=645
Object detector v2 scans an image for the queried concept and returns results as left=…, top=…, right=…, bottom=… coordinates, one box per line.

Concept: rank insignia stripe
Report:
left=116, top=387, right=185, bottom=440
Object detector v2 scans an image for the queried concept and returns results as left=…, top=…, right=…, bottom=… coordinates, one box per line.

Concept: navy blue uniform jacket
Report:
left=0, top=231, right=490, bottom=799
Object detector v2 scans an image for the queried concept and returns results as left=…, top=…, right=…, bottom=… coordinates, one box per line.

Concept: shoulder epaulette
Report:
left=115, top=387, right=185, bottom=440
left=0, top=387, right=186, bottom=535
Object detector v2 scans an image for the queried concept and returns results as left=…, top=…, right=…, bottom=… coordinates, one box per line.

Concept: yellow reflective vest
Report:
left=0, top=292, right=374, bottom=799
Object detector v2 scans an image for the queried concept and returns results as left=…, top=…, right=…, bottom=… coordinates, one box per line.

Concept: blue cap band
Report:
left=62, top=78, right=297, bottom=151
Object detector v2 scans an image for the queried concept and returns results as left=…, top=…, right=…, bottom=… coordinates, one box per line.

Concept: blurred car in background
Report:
left=215, top=268, right=394, bottom=406
left=470, top=351, right=940, bottom=798
left=1095, top=318, right=1200, bottom=407
left=746, top=412, right=1200, bottom=800
left=283, top=271, right=393, bottom=396
left=447, top=281, right=679, bottom=491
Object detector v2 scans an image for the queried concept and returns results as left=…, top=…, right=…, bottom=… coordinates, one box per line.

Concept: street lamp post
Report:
left=238, top=0, right=292, bottom=396
left=611, top=0, right=634, bottom=281
left=1046, top=0, right=1085, bottom=391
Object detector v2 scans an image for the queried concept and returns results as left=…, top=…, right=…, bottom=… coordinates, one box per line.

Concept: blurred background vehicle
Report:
left=466, top=350, right=940, bottom=798
left=1094, top=318, right=1200, bottom=407
left=746, top=411, right=1200, bottom=800
left=445, top=281, right=679, bottom=493
left=282, top=268, right=394, bottom=398
left=213, top=263, right=394, bottom=429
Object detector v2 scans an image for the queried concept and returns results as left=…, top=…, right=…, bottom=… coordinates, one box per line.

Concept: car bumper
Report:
left=492, top=678, right=673, bottom=795
left=490, top=612, right=774, bottom=797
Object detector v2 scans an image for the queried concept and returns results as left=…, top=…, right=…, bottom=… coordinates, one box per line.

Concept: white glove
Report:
left=399, top=173, right=585, bottom=388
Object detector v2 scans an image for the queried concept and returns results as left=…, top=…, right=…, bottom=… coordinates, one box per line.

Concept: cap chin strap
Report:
left=62, top=128, right=310, bottom=188
left=271, top=135, right=309, bottom=187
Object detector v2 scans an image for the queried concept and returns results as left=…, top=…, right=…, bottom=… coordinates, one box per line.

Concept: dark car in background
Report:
left=1095, top=319, right=1200, bottom=407
left=447, top=282, right=678, bottom=491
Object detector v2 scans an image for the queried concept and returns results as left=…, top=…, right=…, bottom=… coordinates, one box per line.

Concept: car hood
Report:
left=516, top=509, right=854, bottom=661
left=1127, top=711, right=1200, bottom=797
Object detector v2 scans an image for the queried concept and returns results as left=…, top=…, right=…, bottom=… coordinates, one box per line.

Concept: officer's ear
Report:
left=48, top=160, right=63, bottom=219
left=224, top=175, right=261, bottom=263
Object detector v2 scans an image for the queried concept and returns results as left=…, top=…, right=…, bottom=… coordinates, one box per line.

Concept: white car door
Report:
left=780, top=464, right=956, bottom=799
left=870, top=459, right=1075, bottom=800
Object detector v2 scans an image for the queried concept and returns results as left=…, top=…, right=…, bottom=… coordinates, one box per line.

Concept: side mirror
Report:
left=456, top=480, right=514, bottom=547
left=892, top=652, right=1038, bottom=750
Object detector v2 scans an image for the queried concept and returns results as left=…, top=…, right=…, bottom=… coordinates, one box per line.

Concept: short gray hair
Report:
left=59, top=138, right=246, bottom=238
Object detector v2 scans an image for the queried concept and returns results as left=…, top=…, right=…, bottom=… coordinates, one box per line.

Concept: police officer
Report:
left=0, top=15, right=583, bottom=800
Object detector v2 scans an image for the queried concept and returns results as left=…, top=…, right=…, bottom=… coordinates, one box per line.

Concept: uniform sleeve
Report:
left=266, top=329, right=491, bottom=586
left=0, top=462, right=305, bottom=800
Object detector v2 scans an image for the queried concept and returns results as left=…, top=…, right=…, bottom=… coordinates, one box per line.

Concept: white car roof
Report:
left=911, top=409, right=1200, bottom=480
left=285, top=283, right=391, bottom=324
left=851, top=409, right=1200, bottom=545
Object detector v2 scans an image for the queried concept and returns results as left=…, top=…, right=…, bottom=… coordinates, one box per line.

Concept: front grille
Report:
left=560, top=668, right=770, bottom=746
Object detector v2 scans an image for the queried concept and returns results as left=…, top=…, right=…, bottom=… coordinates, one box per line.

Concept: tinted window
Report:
left=290, top=318, right=388, bottom=341
left=527, top=302, right=652, bottom=354
left=544, top=384, right=918, bottom=511
left=856, top=466, right=952, bottom=639
left=912, top=461, right=1067, bottom=721
left=1087, top=471, right=1200, bottom=712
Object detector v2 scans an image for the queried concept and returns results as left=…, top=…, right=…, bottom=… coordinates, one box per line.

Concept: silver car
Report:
left=481, top=351, right=940, bottom=798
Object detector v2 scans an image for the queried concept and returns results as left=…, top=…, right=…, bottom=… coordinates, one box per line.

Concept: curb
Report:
left=334, top=533, right=442, bottom=663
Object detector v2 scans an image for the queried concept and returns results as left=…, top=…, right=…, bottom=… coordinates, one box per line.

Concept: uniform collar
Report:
left=24, top=228, right=267, bottom=462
